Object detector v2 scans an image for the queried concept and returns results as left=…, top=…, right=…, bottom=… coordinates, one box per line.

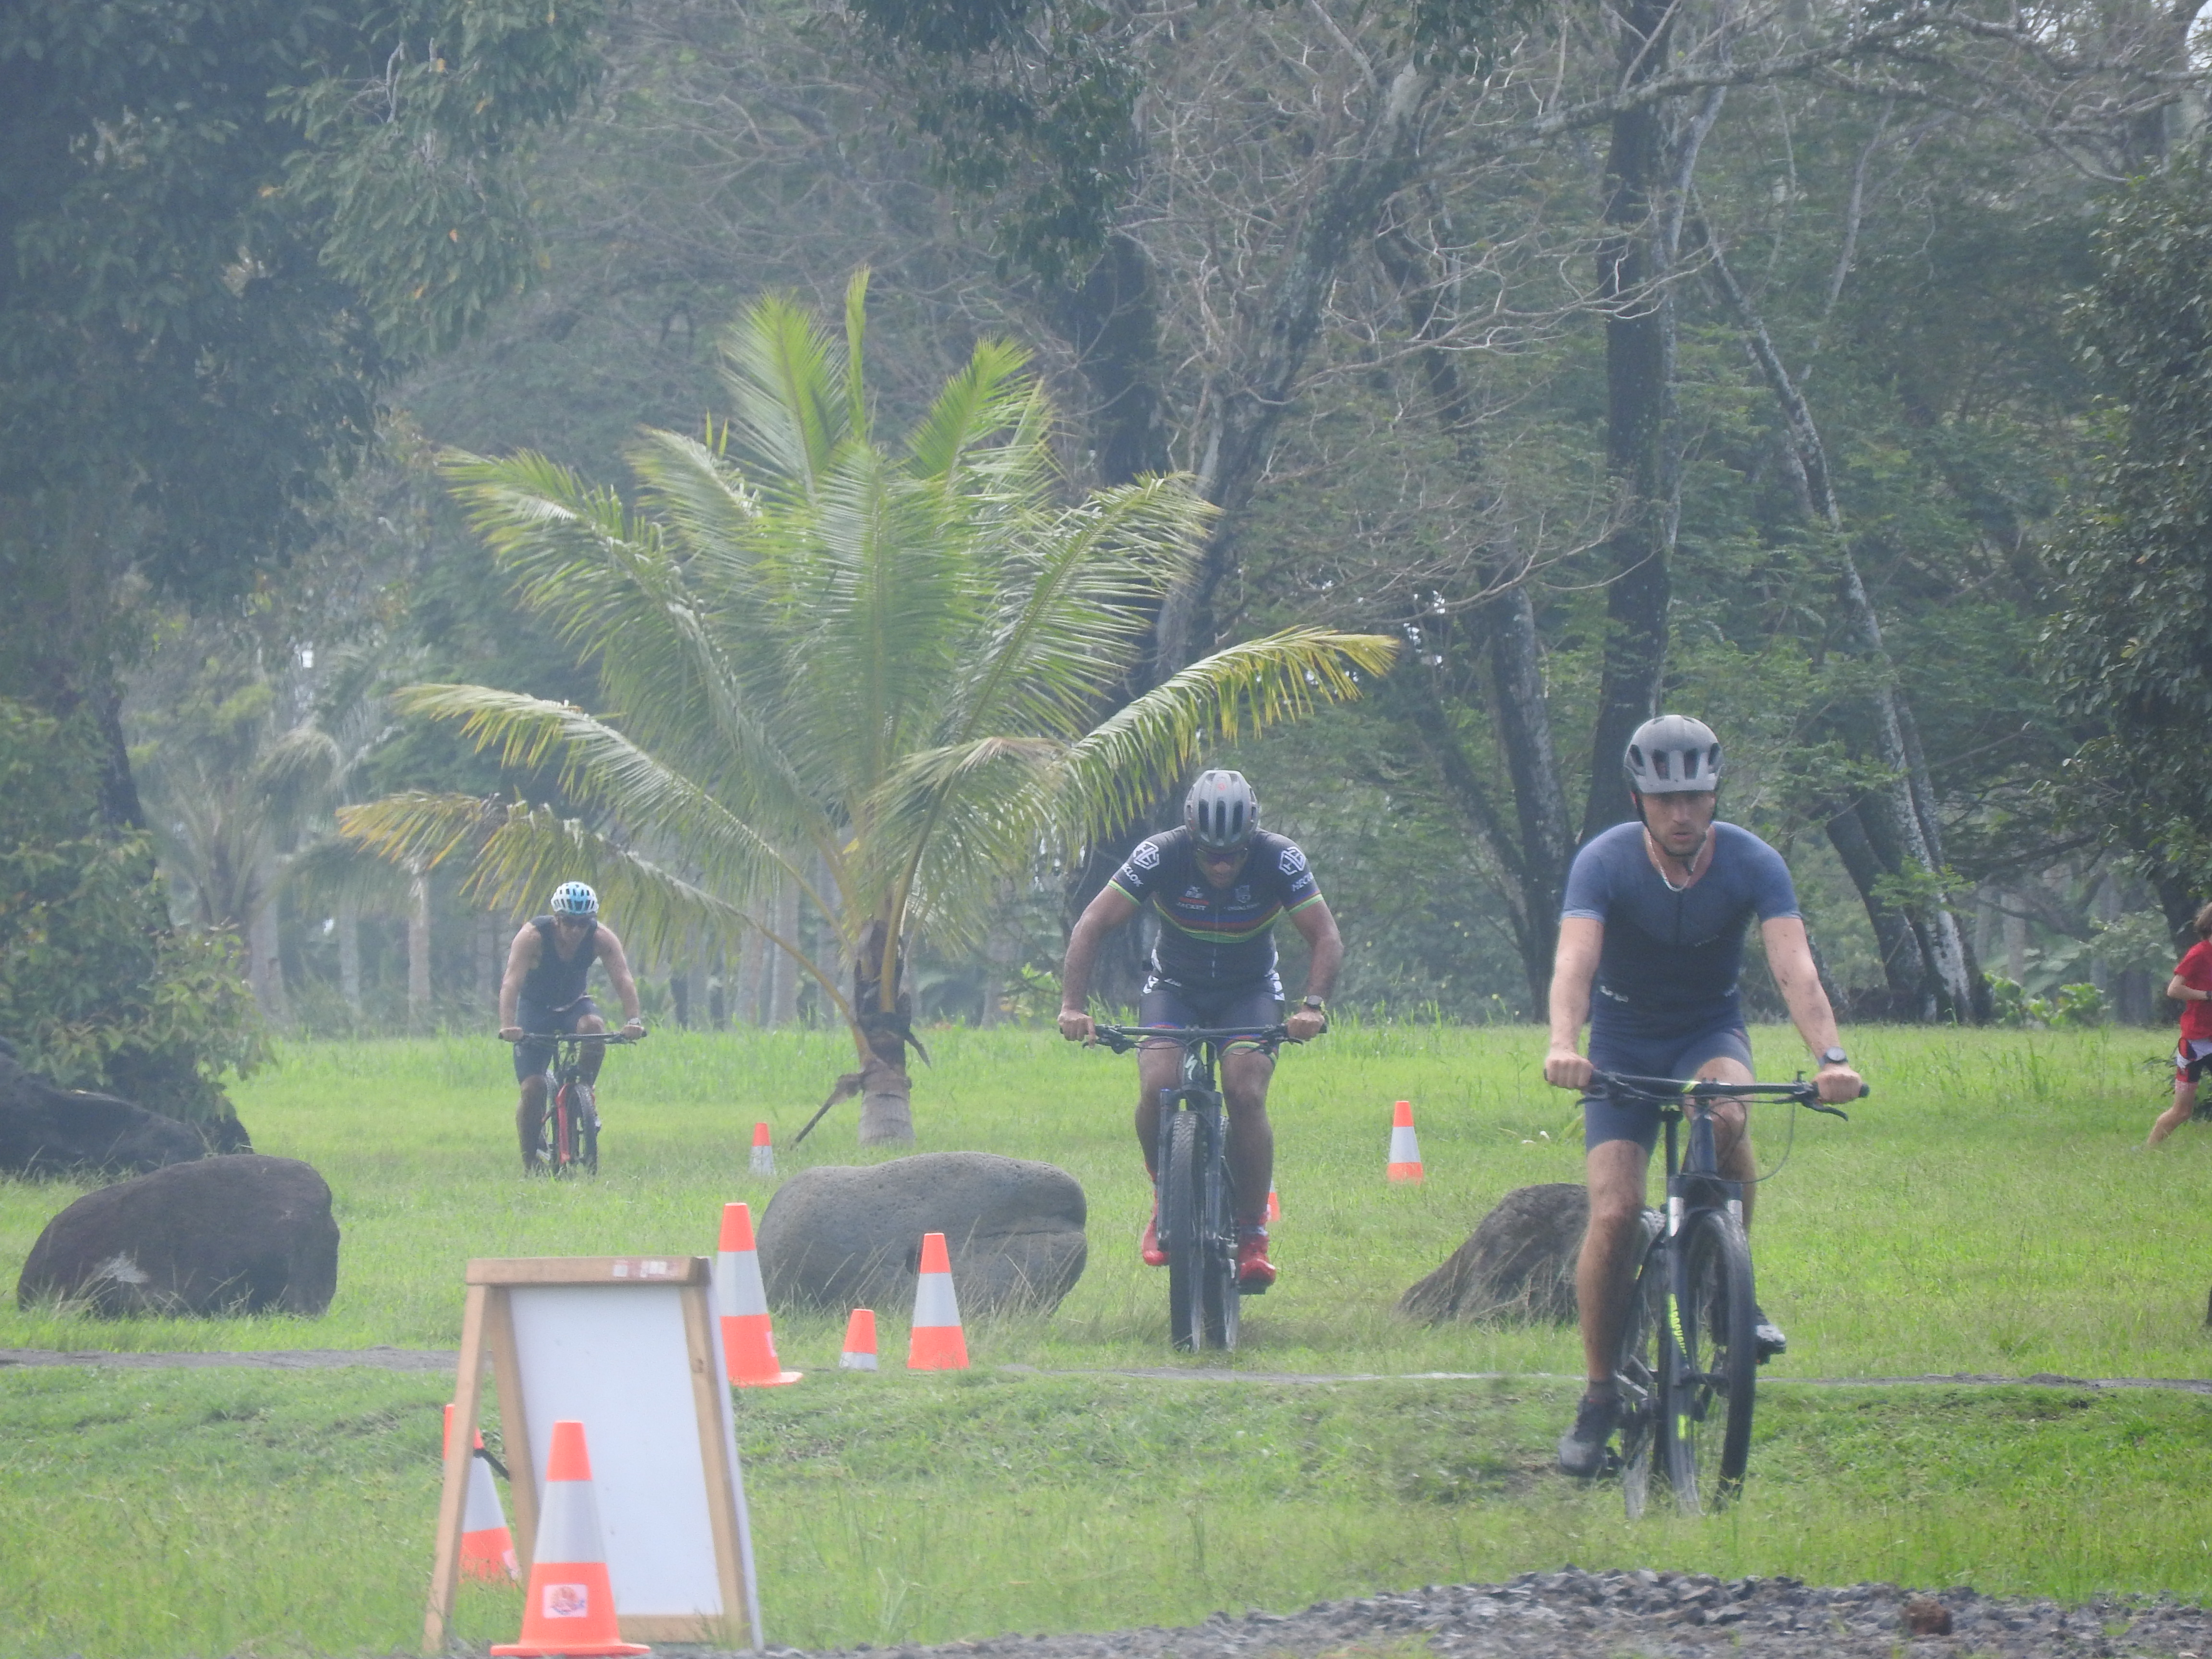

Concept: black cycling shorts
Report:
left=1581, top=1020, right=1754, bottom=1152
left=1136, top=974, right=1284, bottom=1047
left=513, top=997, right=600, bottom=1082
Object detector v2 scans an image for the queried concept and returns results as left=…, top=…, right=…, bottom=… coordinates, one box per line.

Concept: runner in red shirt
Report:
left=2148, top=901, right=2212, bottom=1145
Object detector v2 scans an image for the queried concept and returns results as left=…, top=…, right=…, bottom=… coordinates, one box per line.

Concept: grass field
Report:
left=2, top=1022, right=2210, bottom=1656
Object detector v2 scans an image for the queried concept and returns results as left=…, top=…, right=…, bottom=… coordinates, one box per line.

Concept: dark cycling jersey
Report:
left=519, top=915, right=597, bottom=1012
left=1560, top=820, right=1799, bottom=1038
left=1109, top=827, right=1322, bottom=991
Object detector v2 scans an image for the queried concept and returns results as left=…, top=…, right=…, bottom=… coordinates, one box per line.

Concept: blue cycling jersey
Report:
left=1109, top=827, right=1322, bottom=990
left=1560, top=820, right=1800, bottom=1037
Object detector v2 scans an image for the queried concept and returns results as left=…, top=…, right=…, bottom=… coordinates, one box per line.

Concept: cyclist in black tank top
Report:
left=497, top=883, right=646, bottom=1172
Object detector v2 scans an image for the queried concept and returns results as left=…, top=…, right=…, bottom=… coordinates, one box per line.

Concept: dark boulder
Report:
left=1400, top=1182, right=1589, bottom=1323
left=18, top=1154, right=340, bottom=1316
left=758, top=1152, right=1085, bottom=1317
left=0, top=1050, right=220, bottom=1177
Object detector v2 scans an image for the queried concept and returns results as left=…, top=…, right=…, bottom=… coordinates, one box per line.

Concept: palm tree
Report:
left=342, top=273, right=1395, bottom=1142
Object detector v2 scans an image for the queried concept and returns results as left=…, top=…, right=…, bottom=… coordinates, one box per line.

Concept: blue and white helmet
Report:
left=1184, top=769, right=1259, bottom=850
left=1624, top=715, right=1722, bottom=795
left=551, top=881, right=600, bottom=919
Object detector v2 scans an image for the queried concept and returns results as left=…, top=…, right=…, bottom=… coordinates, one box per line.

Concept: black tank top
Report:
left=519, top=916, right=597, bottom=1010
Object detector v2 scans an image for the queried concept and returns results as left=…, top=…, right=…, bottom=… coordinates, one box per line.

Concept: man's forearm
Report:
left=1302, top=936, right=1342, bottom=1001
left=1059, top=921, right=1103, bottom=1012
left=1547, top=979, right=1589, bottom=1052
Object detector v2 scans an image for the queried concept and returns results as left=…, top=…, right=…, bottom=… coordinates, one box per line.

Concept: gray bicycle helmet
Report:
left=1184, top=769, right=1260, bottom=850
left=551, top=880, right=600, bottom=918
left=1623, top=715, right=1722, bottom=794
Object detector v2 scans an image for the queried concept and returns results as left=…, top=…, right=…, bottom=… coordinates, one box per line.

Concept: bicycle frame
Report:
left=506, top=1030, right=637, bottom=1176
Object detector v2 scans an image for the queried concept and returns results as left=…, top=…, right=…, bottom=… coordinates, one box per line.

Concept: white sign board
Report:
left=424, top=1257, right=763, bottom=1653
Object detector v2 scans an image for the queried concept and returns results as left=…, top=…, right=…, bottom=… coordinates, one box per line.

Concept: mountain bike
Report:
left=1092, top=1023, right=1289, bottom=1352
left=1593, top=1070, right=1861, bottom=1517
left=506, top=1030, right=639, bottom=1176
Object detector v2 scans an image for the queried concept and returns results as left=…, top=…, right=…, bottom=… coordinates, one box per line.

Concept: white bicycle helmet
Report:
left=1184, top=770, right=1260, bottom=850
left=1623, top=715, right=1722, bottom=795
left=550, top=881, right=600, bottom=918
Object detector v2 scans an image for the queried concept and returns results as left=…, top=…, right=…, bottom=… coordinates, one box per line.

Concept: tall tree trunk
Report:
left=247, top=853, right=288, bottom=1026
left=770, top=875, right=802, bottom=1028
left=407, top=865, right=431, bottom=1032
left=854, top=917, right=916, bottom=1146
left=1694, top=218, right=1983, bottom=1019
left=337, top=897, right=362, bottom=1020
left=1579, top=0, right=1683, bottom=845
left=1826, top=805, right=1932, bottom=1017
left=1045, top=232, right=1172, bottom=493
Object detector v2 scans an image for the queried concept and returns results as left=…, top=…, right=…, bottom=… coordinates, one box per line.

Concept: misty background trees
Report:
left=6, top=0, right=2209, bottom=1070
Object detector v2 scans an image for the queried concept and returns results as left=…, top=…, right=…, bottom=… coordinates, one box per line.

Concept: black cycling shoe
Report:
left=1557, top=1391, right=1622, bottom=1479
left=1753, top=1305, right=1787, bottom=1361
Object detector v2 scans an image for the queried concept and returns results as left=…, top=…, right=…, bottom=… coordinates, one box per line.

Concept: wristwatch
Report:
left=1817, top=1046, right=1848, bottom=1068
left=1302, top=996, right=1326, bottom=1012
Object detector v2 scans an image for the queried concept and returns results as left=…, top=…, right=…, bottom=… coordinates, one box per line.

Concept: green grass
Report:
left=1, top=1023, right=2210, bottom=1656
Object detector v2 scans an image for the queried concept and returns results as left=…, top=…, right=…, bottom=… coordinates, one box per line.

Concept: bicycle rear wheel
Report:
left=1162, top=1111, right=1204, bottom=1351
left=1664, top=1207, right=1757, bottom=1513
left=1614, top=1210, right=1666, bottom=1519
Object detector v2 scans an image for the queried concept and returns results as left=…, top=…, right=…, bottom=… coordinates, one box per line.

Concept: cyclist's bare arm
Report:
left=1544, top=917, right=1603, bottom=1090
left=497, top=923, right=541, bottom=1040
left=1758, top=916, right=1861, bottom=1102
left=591, top=925, right=646, bottom=1029
left=1058, top=884, right=1140, bottom=1041
left=1286, top=898, right=1342, bottom=1041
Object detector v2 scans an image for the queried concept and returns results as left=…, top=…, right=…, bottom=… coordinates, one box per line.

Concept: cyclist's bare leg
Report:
left=517, top=1074, right=550, bottom=1166
left=1695, top=1053, right=1758, bottom=1228
left=1577, top=1137, right=1651, bottom=1388
left=576, top=1012, right=610, bottom=1084
left=1221, top=1046, right=1275, bottom=1229
left=1133, top=1043, right=1182, bottom=1176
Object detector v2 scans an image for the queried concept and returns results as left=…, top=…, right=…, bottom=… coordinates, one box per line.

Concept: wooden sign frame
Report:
left=423, top=1257, right=763, bottom=1654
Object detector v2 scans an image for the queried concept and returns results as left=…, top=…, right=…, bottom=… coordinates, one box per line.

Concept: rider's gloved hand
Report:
left=499, top=1025, right=524, bottom=1043
left=1544, top=1046, right=1593, bottom=1090
left=1058, top=1009, right=1095, bottom=1044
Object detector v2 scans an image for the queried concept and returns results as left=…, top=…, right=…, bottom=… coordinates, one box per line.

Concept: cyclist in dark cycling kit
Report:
left=1058, top=771, right=1339, bottom=1290
left=496, top=882, right=645, bottom=1173
left=1543, top=716, right=1863, bottom=1477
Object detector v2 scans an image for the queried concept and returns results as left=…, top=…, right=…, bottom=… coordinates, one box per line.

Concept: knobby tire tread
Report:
left=1200, top=1103, right=1238, bottom=1351
left=1163, top=1111, right=1203, bottom=1352
left=1615, top=1209, right=1666, bottom=1519
left=1666, top=1207, right=1757, bottom=1513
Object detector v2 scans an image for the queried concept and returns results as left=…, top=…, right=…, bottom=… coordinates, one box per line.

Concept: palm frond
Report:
left=718, top=290, right=849, bottom=502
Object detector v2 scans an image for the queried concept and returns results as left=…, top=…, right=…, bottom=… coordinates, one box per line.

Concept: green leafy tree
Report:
left=344, top=276, right=1395, bottom=1141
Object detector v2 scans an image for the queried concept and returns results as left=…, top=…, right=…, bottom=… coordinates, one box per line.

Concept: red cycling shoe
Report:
left=1236, top=1227, right=1275, bottom=1292
left=1141, top=1202, right=1168, bottom=1267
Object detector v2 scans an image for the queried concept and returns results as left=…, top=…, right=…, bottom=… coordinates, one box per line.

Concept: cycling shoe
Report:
left=1236, top=1226, right=1275, bottom=1292
left=1557, top=1391, right=1622, bottom=1479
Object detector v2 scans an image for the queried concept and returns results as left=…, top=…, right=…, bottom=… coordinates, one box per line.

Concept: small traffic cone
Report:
left=907, top=1231, right=969, bottom=1370
left=445, top=1404, right=519, bottom=1583
left=749, top=1122, right=774, bottom=1177
left=715, top=1202, right=801, bottom=1386
left=1265, top=1181, right=1281, bottom=1222
left=839, top=1308, right=879, bottom=1371
left=490, top=1419, right=649, bottom=1658
left=1387, top=1100, right=1424, bottom=1183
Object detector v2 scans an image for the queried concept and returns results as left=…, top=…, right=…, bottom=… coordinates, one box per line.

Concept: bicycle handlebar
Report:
left=1589, top=1069, right=1865, bottom=1119
left=1088, top=1023, right=1293, bottom=1055
left=501, top=1030, right=644, bottom=1045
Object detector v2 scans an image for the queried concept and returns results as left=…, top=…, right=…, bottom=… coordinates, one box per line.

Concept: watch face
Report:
left=1820, top=1047, right=1848, bottom=1066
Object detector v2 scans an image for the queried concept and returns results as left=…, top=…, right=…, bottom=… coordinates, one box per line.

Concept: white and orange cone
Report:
left=1265, top=1181, right=1281, bottom=1223
left=839, top=1308, right=879, bottom=1371
left=749, top=1122, right=775, bottom=1177
left=490, top=1419, right=649, bottom=1658
left=445, top=1404, right=520, bottom=1583
left=907, top=1232, right=969, bottom=1370
left=715, top=1202, right=801, bottom=1386
left=1387, top=1100, right=1424, bottom=1183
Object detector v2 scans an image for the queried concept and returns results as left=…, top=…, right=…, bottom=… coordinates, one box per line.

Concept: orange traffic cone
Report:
left=715, top=1202, right=801, bottom=1386
left=445, top=1404, right=519, bottom=1583
left=490, top=1419, right=649, bottom=1658
left=907, top=1231, right=969, bottom=1370
left=1265, top=1181, right=1281, bottom=1222
left=1387, top=1100, right=1424, bottom=1183
left=840, top=1308, right=879, bottom=1371
left=749, top=1122, right=774, bottom=1177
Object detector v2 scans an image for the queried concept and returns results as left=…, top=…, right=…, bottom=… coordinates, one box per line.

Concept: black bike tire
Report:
left=1615, top=1209, right=1666, bottom=1520
left=1199, top=1105, right=1238, bottom=1351
left=1162, top=1111, right=1203, bottom=1352
left=1665, top=1207, right=1757, bottom=1513
left=578, top=1082, right=599, bottom=1175
left=552, top=1082, right=578, bottom=1177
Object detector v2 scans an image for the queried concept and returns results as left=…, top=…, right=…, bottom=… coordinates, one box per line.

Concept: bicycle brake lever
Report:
left=1802, top=1099, right=1851, bottom=1119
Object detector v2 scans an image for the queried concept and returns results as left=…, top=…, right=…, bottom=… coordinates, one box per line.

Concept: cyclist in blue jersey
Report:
left=496, top=882, right=645, bottom=1172
left=1544, top=716, right=1863, bottom=1478
left=1058, top=771, right=1341, bottom=1289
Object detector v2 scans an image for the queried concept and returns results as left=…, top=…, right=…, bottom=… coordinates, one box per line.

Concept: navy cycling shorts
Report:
left=1137, top=974, right=1284, bottom=1047
left=1581, top=1021, right=1753, bottom=1152
left=513, top=997, right=600, bottom=1082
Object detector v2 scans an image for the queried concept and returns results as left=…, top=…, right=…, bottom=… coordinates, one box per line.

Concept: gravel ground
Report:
left=659, top=1571, right=2212, bottom=1659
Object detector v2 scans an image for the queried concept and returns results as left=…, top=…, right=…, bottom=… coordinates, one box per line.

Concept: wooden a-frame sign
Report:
left=424, top=1256, right=763, bottom=1654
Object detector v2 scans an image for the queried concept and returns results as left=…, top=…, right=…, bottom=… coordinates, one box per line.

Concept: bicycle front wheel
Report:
left=1197, top=1111, right=1238, bottom=1352
left=1614, top=1210, right=1666, bottom=1519
left=1162, top=1111, right=1204, bottom=1351
left=551, top=1083, right=579, bottom=1176
left=1664, top=1207, right=1757, bottom=1514
left=576, top=1082, right=599, bottom=1175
